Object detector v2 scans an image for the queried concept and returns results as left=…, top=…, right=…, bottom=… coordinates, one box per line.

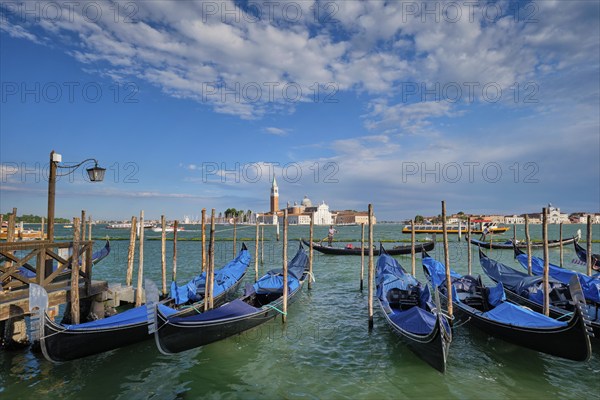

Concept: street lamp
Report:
left=46, top=150, right=105, bottom=243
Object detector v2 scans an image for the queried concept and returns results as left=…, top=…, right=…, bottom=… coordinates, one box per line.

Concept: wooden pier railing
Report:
left=0, top=240, right=93, bottom=297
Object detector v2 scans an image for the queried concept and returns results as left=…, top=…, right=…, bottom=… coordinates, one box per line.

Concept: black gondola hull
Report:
left=155, top=280, right=305, bottom=354
left=439, top=294, right=591, bottom=361
left=468, top=235, right=578, bottom=250
left=302, top=239, right=435, bottom=256
left=41, top=318, right=150, bottom=362
left=39, top=277, right=245, bottom=362
left=379, top=303, right=450, bottom=373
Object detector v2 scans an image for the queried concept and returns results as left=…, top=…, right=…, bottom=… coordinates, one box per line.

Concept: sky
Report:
left=0, top=0, right=599, bottom=221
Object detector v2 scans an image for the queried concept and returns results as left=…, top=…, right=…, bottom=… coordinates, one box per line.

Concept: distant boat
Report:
left=402, top=220, right=508, bottom=235
left=151, top=225, right=185, bottom=233
left=106, top=221, right=153, bottom=229
left=466, top=234, right=579, bottom=250
left=302, top=239, right=435, bottom=256
left=63, top=225, right=73, bottom=228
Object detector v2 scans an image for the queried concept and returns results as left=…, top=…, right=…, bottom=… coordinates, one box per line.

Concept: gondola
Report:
left=376, top=245, right=451, bottom=372
left=152, top=241, right=309, bottom=354
left=573, top=241, right=600, bottom=271
left=29, top=244, right=250, bottom=362
left=91, top=239, right=111, bottom=265
left=513, top=246, right=600, bottom=304
left=301, top=239, right=435, bottom=256
left=466, top=235, right=579, bottom=250
left=479, top=248, right=599, bottom=339
left=422, top=251, right=592, bottom=361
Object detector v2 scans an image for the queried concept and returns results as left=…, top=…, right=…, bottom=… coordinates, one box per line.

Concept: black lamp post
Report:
left=46, top=150, right=105, bottom=243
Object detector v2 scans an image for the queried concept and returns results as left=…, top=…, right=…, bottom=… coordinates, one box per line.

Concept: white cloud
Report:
left=264, top=127, right=288, bottom=136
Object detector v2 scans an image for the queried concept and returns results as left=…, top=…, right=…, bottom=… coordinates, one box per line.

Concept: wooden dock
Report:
left=0, top=238, right=138, bottom=348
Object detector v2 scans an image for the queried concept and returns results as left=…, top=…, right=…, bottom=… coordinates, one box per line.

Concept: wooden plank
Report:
left=0, top=280, right=108, bottom=321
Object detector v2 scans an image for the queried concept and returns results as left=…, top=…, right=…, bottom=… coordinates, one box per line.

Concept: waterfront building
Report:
left=258, top=178, right=349, bottom=226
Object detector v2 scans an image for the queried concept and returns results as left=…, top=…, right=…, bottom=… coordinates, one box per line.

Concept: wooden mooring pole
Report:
left=261, top=226, right=264, bottom=265
left=255, top=216, right=259, bottom=282
left=135, top=211, right=145, bottom=307
left=126, top=216, right=137, bottom=287
left=542, top=208, right=550, bottom=316
left=467, top=216, right=472, bottom=275
left=525, top=215, right=532, bottom=276
left=205, top=209, right=216, bottom=311
left=282, top=209, right=288, bottom=323
left=360, top=222, right=365, bottom=291
left=411, top=220, right=416, bottom=276
left=368, top=204, right=374, bottom=330
left=559, top=222, right=564, bottom=267
left=587, top=215, right=593, bottom=277
left=81, top=210, right=86, bottom=242
left=308, top=213, right=314, bottom=290
left=161, top=215, right=167, bottom=296
left=88, top=216, right=92, bottom=241
left=233, top=217, right=237, bottom=258
left=80, top=210, right=86, bottom=278
left=201, top=208, right=206, bottom=273
left=442, top=201, right=453, bottom=320
left=172, top=220, right=178, bottom=282
left=70, top=217, right=81, bottom=324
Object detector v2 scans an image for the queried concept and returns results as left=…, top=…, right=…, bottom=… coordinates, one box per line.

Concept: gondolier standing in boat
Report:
left=327, top=225, right=337, bottom=247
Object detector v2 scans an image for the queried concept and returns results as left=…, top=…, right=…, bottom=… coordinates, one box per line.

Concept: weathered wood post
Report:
left=276, top=218, right=280, bottom=241
left=442, top=201, right=453, bottom=320
left=542, top=208, right=549, bottom=316
left=525, top=215, right=532, bottom=276
left=513, top=222, right=516, bottom=244
left=172, top=220, right=178, bottom=282
left=135, top=211, right=145, bottom=307
left=2, top=209, right=28, bottom=348
left=587, top=215, right=593, bottom=276
left=368, top=204, right=374, bottom=330
left=360, top=222, right=365, bottom=291
left=411, top=220, right=416, bottom=276
left=87, top=216, right=92, bottom=241
left=126, top=216, right=137, bottom=287
left=559, top=222, right=564, bottom=267
left=467, top=216, right=472, bottom=275
left=261, top=225, right=265, bottom=265
left=282, top=209, right=288, bottom=323
left=80, top=210, right=87, bottom=278
left=308, top=213, right=314, bottom=290
left=161, top=215, right=167, bottom=296
left=204, top=209, right=216, bottom=311
left=233, top=217, right=237, bottom=258
left=201, top=208, right=206, bottom=273
left=255, top=217, right=260, bottom=282
left=81, top=210, right=86, bottom=241
left=5, top=211, right=16, bottom=269
left=209, top=209, right=216, bottom=309
left=70, top=217, right=81, bottom=324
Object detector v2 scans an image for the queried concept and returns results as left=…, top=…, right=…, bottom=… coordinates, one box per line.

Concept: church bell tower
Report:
left=270, top=175, right=279, bottom=213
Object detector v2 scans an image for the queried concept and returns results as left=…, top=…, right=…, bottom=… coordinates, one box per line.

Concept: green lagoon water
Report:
left=1, top=223, right=599, bottom=399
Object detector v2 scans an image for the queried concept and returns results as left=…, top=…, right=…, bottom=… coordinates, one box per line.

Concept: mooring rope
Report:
left=452, top=316, right=471, bottom=328
left=264, top=304, right=287, bottom=315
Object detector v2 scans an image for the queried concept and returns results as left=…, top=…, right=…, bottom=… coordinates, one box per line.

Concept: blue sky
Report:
left=1, top=0, right=599, bottom=221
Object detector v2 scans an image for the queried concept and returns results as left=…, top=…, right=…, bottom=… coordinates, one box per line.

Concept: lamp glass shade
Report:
left=87, top=166, right=106, bottom=182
